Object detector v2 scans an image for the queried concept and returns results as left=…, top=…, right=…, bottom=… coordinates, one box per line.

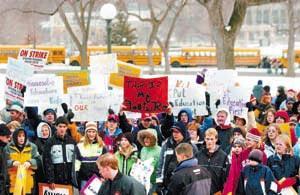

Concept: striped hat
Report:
left=246, top=128, right=261, bottom=142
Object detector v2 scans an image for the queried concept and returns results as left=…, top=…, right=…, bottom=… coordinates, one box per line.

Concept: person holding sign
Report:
left=97, top=153, right=146, bottom=195
left=4, top=128, right=40, bottom=194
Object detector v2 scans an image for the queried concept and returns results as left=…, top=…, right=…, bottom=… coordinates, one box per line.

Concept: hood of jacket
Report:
left=137, top=128, right=157, bottom=147
left=177, top=108, right=193, bottom=123
left=175, top=158, right=198, bottom=172
left=12, top=128, right=28, bottom=148
left=214, top=107, right=231, bottom=126
left=36, top=122, right=52, bottom=138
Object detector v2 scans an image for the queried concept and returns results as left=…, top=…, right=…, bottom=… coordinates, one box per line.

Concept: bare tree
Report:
left=196, top=0, right=287, bottom=69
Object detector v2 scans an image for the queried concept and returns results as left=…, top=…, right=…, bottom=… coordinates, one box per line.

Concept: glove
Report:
left=23, top=161, right=31, bottom=169
left=246, top=102, right=254, bottom=112
left=108, top=108, right=115, bottom=115
left=61, top=103, right=74, bottom=123
left=61, top=103, right=68, bottom=114
left=215, top=99, right=220, bottom=109
left=66, top=109, right=74, bottom=123
left=156, top=182, right=164, bottom=195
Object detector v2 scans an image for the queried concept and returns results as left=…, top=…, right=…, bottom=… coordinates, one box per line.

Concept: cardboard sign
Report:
left=123, top=76, right=168, bottom=113
left=169, top=78, right=207, bottom=116
left=24, top=75, right=63, bottom=108
left=69, top=93, right=109, bottom=121
left=220, top=86, right=249, bottom=118
left=90, top=53, right=117, bottom=75
left=80, top=174, right=102, bottom=195
left=38, top=183, right=73, bottom=195
left=57, top=71, right=90, bottom=93
left=18, top=48, right=49, bottom=69
left=5, top=58, right=34, bottom=104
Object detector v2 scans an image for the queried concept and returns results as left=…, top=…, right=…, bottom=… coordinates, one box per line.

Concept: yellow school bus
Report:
left=69, top=46, right=161, bottom=66
left=279, top=49, right=300, bottom=68
left=170, top=47, right=261, bottom=67
left=0, top=45, right=66, bottom=64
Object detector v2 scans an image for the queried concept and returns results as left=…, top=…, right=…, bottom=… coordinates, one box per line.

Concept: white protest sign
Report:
left=69, top=93, right=109, bottom=121
left=38, top=183, right=72, bottom=195
left=220, top=86, right=249, bottom=118
left=106, top=88, right=123, bottom=113
left=80, top=175, right=102, bottom=195
left=90, top=53, right=117, bottom=74
left=5, top=58, right=34, bottom=104
left=67, top=85, right=98, bottom=94
left=18, top=48, right=49, bottom=70
left=24, top=75, right=63, bottom=109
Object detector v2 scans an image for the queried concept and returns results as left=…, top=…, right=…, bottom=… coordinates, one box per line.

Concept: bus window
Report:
left=211, top=52, right=216, bottom=56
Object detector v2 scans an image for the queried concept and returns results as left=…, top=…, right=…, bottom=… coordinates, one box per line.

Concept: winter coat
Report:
left=294, top=123, right=300, bottom=138
left=43, top=133, right=76, bottom=185
left=167, top=158, right=211, bottom=195
left=254, top=103, right=273, bottom=125
left=237, top=164, right=277, bottom=195
left=156, top=137, right=198, bottom=188
left=196, top=145, right=229, bottom=194
left=34, top=122, right=52, bottom=155
left=98, top=171, right=146, bottom=195
left=100, top=127, right=123, bottom=153
left=275, top=94, right=287, bottom=110
left=4, top=129, right=40, bottom=194
left=267, top=153, right=300, bottom=190
left=115, top=145, right=139, bottom=175
left=0, top=142, right=8, bottom=195
left=252, top=85, right=264, bottom=103
left=264, top=140, right=276, bottom=158
left=75, top=141, right=107, bottom=182
left=240, top=147, right=268, bottom=166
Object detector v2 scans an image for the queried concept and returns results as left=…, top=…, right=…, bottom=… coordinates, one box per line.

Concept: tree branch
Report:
left=127, top=12, right=152, bottom=22
left=248, top=0, right=287, bottom=6
left=85, top=0, right=96, bottom=43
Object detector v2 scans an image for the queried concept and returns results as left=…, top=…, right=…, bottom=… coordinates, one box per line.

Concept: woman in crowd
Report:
left=263, top=124, right=281, bottom=158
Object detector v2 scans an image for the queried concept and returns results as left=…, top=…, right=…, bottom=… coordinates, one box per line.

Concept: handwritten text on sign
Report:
left=124, top=76, right=168, bottom=113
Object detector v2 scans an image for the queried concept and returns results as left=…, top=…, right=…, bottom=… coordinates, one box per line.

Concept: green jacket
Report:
left=140, top=145, right=161, bottom=183
left=115, top=146, right=138, bottom=175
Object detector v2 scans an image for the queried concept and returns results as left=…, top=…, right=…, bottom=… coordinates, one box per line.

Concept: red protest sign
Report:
left=124, top=76, right=168, bottom=113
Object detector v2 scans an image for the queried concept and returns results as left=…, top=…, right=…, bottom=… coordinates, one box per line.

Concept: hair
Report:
left=277, top=134, right=293, bottom=154
left=96, top=153, right=118, bottom=170
left=217, top=110, right=228, bottom=117
left=263, top=108, right=276, bottom=126
left=55, top=116, right=69, bottom=126
left=7, top=120, right=21, bottom=131
left=175, top=143, right=193, bottom=158
left=262, top=123, right=281, bottom=143
left=82, top=129, right=104, bottom=147
left=205, top=128, right=218, bottom=139
left=187, top=122, right=200, bottom=132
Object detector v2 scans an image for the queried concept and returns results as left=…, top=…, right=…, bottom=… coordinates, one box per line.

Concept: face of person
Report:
left=151, top=119, right=158, bottom=127
left=0, top=135, right=11, bottom=144
left=87, top=129, right=97, bottom=141
left=266, top=112, right=275, bottom=124
left=232, top=144, right=243, bottom=155
left=188, top=129, right=198, bottom=140
left=141, top=119, right=151, bottom=128
left=120, top=137, right=130, bottom=148
left=216, top=112, right=227, bottom=125
left=205, top=135, right=217, bottom=151
left=180, top=113, right=188, bottom=124
left=275, top=138, right=287, bottom=155
left=235, top=118, right=245, bottom=126
left=172, top=129, right=184, bottom=143
left=286, top=102, right=293, bottom=110
left=262, top=93, right=272, bottom=104
left=10, top=111, right=22, bottom=121
left=98, top=165, right=110, bottom=180
left=45, top=113, right=55, bottom=123
left=233, top=132, right=243, bottom=140
left=275, top=117, right=285, bottom=124
left=41, top=125, right=50, bottom=138
left=56, top=123, right=67, bottom=137
left=246, top=138, right=258, bottom=149
left=17, top=131, right=25, bottom=145
left=267, top=126, right=278, bottom=141
left=144, top=137, right=151, bottom=147
left=107, top=120, right=117, bottom=131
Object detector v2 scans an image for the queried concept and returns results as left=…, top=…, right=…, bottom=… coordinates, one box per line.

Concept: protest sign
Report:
left=80, top=174, right=102, bottom=195
left=123, top=76, right=168, bottom=113
left=169, top=83, right=207, bottom=116
left=38, top=183, right=73, bottom=195
left=5, top=58, right=34, bottom=105
left=57, top=70, right=89, bottom=93
left=90, top=53, right=117, bottom=74
left=24, top=75, right=63, bottom=109
left=69, top=93, right=109, bottom=121
left=18, top=48, right=49, bottom=70
left=220, top=86, right=249, bottom=118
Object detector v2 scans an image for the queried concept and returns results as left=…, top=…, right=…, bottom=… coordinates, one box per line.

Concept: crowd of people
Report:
left=0, top=79, right=300, bottom=195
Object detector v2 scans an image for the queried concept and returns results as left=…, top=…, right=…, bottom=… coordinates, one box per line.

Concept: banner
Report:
left=24, top=75, right=63, bottom=108
left=69, top=93, right=109, bottom=121
left=18, top=48, right=49, bottom=70
left=169, top=83, right=207, bottom=116
left=38, top=183, right=73, bottom=195
left=80, top=174, right=102, bottom=195
left=220, top=86, right=249, bottom=118
left=123, top=76, right=168, bottom=113
left=57, top=70, right=89, bottom=93
left=5, top=58, right=34, bottom=105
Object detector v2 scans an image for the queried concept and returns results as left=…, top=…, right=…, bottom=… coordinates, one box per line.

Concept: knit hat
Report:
left=120, top=132, right=134, bottom=145
left=0, top=124, right=11, bottom=136
left=107, top=114, right=119, bottom=122
left=275, top=110, right=289, bottom=122
left=171, top=121, right=187, bottom=138
left=6, top=103, right=23, bottom=113
left=43, top=108, right=57, bottom=117
left=196, top=69, right=207, bottom=84
left=85, top=121, right=98, bottom=132
left=288, top=89, right=296, bottom=94
left=233, top=137, right=246, bottom=148
left=233, top=127, right=243, bottom=135
left=246, top=128, right=261, bottom=142
left=248, top=149, right=263, bottom=163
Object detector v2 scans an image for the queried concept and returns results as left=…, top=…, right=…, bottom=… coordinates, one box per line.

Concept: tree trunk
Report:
left=214, top=30, right=235, bottom=69
left=80, top=43, right=88, bottom=70
left=286, top=0, right=296, bottom=77
left=163, top=49, right=170, bottom=74
left=147, top=26, right=158, bottom=75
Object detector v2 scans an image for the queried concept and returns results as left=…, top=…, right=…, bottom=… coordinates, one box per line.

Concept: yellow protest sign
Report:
left=57, top=70, right=89, bottom=93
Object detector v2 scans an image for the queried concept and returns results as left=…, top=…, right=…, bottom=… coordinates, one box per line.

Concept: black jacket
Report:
left=98, top=172, right=146, bottom=195
left=167, top=158, right=211, bottom=195
left=43, top=133, right=76, bottom=185
left=215, top=125, right=233, bottom=152
left=196, top=145, right=229, bottom=194
left=0, top=142, right=8, bottom=195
